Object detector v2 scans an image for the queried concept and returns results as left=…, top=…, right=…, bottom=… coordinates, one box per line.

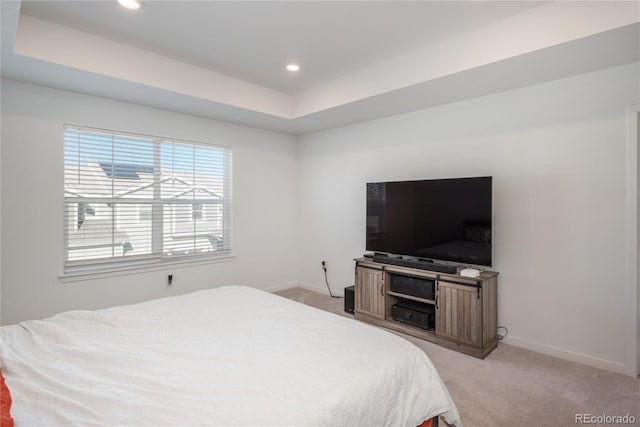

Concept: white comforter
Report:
left=1, top=286, right=461, bottom=426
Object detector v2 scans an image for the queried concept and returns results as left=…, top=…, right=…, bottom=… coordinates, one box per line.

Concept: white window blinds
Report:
left=64, top=126, right=232, bottom=271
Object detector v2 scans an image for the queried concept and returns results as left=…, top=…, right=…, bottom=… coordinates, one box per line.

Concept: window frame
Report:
left=62, top=125, right=233, bottom=276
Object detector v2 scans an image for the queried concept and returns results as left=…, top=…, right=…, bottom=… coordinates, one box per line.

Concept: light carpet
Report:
left=275, top=287, right=639, bottom=427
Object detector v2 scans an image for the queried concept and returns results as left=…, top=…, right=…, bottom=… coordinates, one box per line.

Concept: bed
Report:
left=1, top=286, right=461, bottom=426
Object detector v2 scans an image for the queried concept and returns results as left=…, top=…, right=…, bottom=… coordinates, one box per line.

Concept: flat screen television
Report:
left=366, top=176, right=493, bottom=267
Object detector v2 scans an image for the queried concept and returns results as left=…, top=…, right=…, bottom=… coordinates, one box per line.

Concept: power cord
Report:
left=322, top=261, right=342, bottom=299
left=497, top=326, right=508, bottom=341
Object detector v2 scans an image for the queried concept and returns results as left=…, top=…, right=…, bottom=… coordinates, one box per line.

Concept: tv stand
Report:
left=354, top=257, right=499, bottom=358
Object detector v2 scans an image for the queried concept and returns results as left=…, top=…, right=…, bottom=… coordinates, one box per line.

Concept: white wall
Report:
left=2, top=64, right=638, bottom=374
left=297, top=63, right=639, bottom=374
left=1, top=79, right=298, bottom=325
left=0, top=80, right=3, bottom=322
left=637, top=110, right=640, bottom=375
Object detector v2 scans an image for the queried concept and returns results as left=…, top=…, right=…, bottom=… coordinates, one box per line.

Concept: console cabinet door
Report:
left=436, top=280, right=482, bottom=347
left=355, top=266, right=385, bottom=319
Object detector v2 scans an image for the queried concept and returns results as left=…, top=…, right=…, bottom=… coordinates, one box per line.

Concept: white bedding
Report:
left=1, top=286, right=461, bottom=426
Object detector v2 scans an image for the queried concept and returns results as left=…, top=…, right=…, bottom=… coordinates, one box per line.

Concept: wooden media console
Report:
left=354, top=257, right=499, bottom=358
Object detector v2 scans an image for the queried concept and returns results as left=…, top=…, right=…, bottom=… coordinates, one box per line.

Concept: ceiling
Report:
left=17, top=1, right=545, bottom=94
left=1, top=1, right=639, bottom=135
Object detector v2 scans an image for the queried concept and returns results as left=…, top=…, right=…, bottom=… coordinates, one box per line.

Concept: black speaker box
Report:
left=344, top=286, right=355, bottom=314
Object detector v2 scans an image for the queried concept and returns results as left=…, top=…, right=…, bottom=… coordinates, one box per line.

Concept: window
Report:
left=191, top=203, right=203, bottom=221
left=64, top=126, right=232, bottom=272
left=138, top=204, right=152, bottom=222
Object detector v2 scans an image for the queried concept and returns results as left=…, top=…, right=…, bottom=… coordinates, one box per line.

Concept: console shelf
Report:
left=354, top=257, right=499, bottom=359
left=385, top=291, right=435, bottom=305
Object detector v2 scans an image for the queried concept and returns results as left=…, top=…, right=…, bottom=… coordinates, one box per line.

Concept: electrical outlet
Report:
left=321, top=261, right=327, bottom=270
left=168, top=274, right=173, bottom=285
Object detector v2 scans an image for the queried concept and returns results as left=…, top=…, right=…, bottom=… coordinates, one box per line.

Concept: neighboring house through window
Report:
left=192, top=203, right=203, bottom=221
left=77, top=202, right=95, bottom=230
left=63, top=126, right=232, bottom=272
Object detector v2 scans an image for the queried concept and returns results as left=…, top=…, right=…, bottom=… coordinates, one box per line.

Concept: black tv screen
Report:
left=366, top=176, right=493, bottom=266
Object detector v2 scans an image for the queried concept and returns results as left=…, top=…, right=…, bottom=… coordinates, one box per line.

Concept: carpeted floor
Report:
left=275, top=287, right=640, bottom=427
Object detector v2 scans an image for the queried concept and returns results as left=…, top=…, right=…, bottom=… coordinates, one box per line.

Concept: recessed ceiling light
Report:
left=286, top=64, right=300, bottom=72
left=117, top=0, right=142, bottom=10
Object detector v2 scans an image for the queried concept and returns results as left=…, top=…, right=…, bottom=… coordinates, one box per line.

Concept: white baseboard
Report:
left=503, top=335, right=631, bottom=377
left=263, top=281, right=338, bottom=296
left=262, top=281, right=300, bottom=293
left=298, top=281, right=346, bottom=297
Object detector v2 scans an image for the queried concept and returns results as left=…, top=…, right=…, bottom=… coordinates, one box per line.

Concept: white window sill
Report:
left=59, top=253, right=236, bottom=283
